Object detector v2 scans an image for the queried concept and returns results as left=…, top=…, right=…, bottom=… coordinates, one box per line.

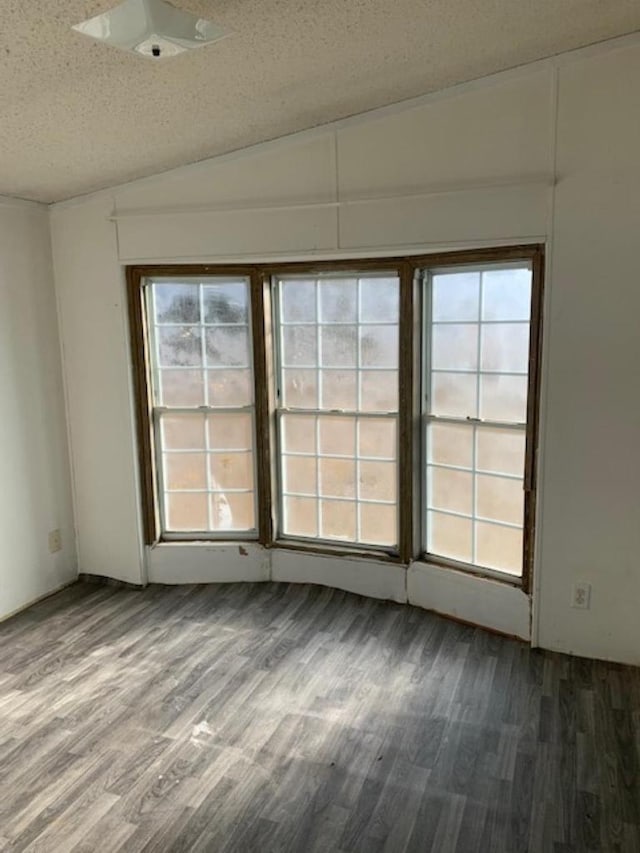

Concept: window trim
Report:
left=127, top=245, right=544, bottom=593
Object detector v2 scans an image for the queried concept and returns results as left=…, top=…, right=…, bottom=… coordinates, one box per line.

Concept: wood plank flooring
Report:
left=0, top=581, right=638, bottom=852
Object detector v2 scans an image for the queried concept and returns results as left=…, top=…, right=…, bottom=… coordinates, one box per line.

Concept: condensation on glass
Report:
left=146, top=278, right=257, bottom=536
left=275, top=273, right=400, bottom=549
left=424, top=264, right=532, bottom=576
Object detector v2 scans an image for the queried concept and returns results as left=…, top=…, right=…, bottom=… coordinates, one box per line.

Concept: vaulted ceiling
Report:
left=2, top=0, right=639, bottom=203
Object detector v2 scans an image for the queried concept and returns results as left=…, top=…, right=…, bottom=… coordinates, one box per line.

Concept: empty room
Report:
left=1, top=1, right=639, bottom=850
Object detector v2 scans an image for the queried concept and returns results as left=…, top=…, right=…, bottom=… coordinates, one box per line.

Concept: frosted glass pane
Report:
left=477, top=428, right=525, bottom=476
left=162, top=414, right=205, bottom=450
left=476, top=523, right=522, bottom=575
left=153, top=283, right=199, bottom=324
left=207, top=413, right=252, bottom=451
left=320, top=326, right=357, bottom=367
left=160, top=369, right=205, bottom=407
left=359, top=461, right=396, bottom=502
left=432, top=324, right=478, bottom=370
left=319, top=279, right=357, bottom=322
left=213, top=492, right=254, bottom=531
left=282, top=326, right=317, bottom=367
left=164, top=453, right=207, bottom=490
left=207, top=369, right=252, bottom=407
left=482, top=268, right=531, bottom=321
left=321, top=500, right=356, bottom=541
left=432, top=273, right=480, bottom=321
left=360, top=277, right=399, bottom=322
left=319, top=416, right=355, bottom=456
left=360, top=371, right=398, bottom=412
left=320, top=370, right=357, bottom=410
left=319, top=458, right=355, bottom=498
left=209, top=452, right=254, bottom=491
left=360, top=325, right=398, bottom=368
left=283, top=369, right=317, bottom=407
left=427, top=511, right=472, bottom=563
left=480, top=375, right=528, bottom=422
left=477, top=474, right=524, bottom=525
left=428, top=423, right=473, bottom=468
left=358, top=419, right=396, bottom=459
left=284, top=496, right=317, bottom=538
left=283, top=455, right=317, bottom=496
left=431, top=372, right=476, bottom=418
left=203, top=282, right=248, bottom=324
left=429, top=467, right=473, bottom=515
left=282, top=414, right=316, bottom=454
left=205, top=327, right=249, bottom=367
left=166, top=493, right=208, bottom=530
left=360, top=503, right=396, bottom=547
left=481, top=323, right=529, bottom=373
left=281, top=280, right=316, bottom=322
left=158, top=327, right=202, bottom=367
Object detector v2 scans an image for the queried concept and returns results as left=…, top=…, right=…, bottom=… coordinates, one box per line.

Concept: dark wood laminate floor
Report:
left=0, top=582, right=638, bottom=852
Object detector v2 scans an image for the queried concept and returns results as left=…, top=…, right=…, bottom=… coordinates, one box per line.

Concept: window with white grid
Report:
left=423, top=263, right=532, bottom=576
left=146, top=277, right=257, bottom=537
left=274, top=273, right=400, bottom=549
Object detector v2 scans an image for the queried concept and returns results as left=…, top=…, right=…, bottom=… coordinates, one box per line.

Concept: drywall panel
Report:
left=336, top=73, right=551, bottom=197
left=50, top=198, right=144, bottom=585
left=271, top=550, right=406, bottom=603
left=0, top=201, right=76, bottom=619
left=408, top=563, right=530, bottom=640
left=115, top=135, right=337, bottom=212
left=148, top=543, right=270, bottom=584
left=338, top=184, right=549, bottom=249
left=117, top=206, right=337, bottom=262
left=536, top=42, right=640, bottom=665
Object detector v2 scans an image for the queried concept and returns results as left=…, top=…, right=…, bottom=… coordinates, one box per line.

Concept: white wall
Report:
left=0, top=199, right=76, bottom=619
left=50, top=35, right=640, bottom=663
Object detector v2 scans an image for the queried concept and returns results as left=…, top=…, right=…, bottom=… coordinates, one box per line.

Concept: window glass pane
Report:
left=282, top=326, right=317, bottom=367
left=431, top=372, right=476, bottom=418
left=319, top=458, right=355, bottom=499
left=283, top=456, right=317, bottom=496
left=284, top=496, right=318, bottom=537
left=358, top=419, right=396, bottom=459
left=209, top=452, right=254, bottom=491
left=427, top=512, right=472, bottom=563
left=359, top=461, right=396, bottom=502
left=360, top=277, right=399, bottom=322
left=360, top=370, right=398, bottom=412
left=480, top=323, right=529, bottom=373
left=207, top=413, right=253, bottom=451
left=281, top=280, right=316, bottom=322
left=207, top=369, right=252, bottom=407
left=205, top=327, right=250, bottom=368
left=360, top=325, right=398, bottom=368
left=162, top=414, right=206, bottom=450
left=432, top=324, right=478, bottom=371
left=432, top=272, right=479, bottom=321
left=428, top=467, right=473, bottom=515
left=428, top=423, right=473, bottom=468
left=166, top=493, right=208, bottom=531
left=319, top=279, right=357, bottom=322
left=320, top=326, right=357, bottom=367
left=157, top=327, right=202, bottom=367
left=283, top=369, right=317, bottom=408
left=212, top=492, right=255, bottom=531
left=203, top=282, right=248, bottom=324
left=476, top=428, right=525, bottom=476
left=319, top=416, right=355, bottom=456
left=321, top=500, right=356, bottom=541
left=320, top=370, right=357, bottom=410
left=282, top=414, right=316, bottom=454
left=475, top=523, right=522, bottom=575
left=476, top=474, right=524, bottom=525
left=482, top=268, right=531, bottom=321
left=480, top=375, right=528, bottom=422
left=159, top=369, right=205, bottom=407
left=154, top=283, right=200, bottom=324
left=360, top=503, right=396, bottom=547
left=164, top=453, right=207, bottom=490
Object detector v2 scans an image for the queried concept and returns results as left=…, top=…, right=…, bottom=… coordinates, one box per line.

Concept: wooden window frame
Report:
left=127, top=244, right=543, bottom=593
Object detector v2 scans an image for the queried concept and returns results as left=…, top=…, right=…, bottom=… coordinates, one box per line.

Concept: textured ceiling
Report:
left=1, top=1, right=639, bottom=203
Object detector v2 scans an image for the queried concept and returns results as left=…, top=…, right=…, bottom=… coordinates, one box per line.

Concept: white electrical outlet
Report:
left=571, top=582, right=591, bottom=609
left=48, top=529, right=62, bottom=554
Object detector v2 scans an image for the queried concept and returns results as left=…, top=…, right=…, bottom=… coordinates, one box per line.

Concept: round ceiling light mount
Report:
left=72, top=0, right=229, bottom=59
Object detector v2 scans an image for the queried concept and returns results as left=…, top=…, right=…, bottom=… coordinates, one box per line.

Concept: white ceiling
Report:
left=2, top=1, right=639, bottom=204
